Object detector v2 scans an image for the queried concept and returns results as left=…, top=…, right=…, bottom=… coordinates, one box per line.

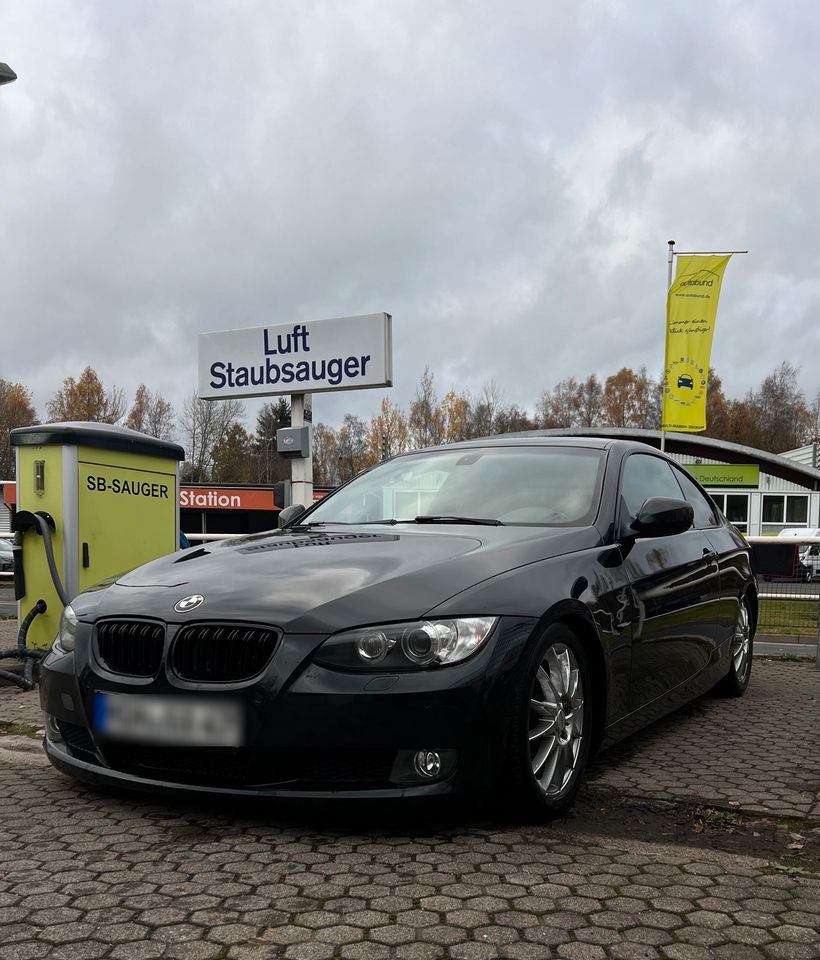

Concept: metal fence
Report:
left=747, top=536, right=820, bottom=646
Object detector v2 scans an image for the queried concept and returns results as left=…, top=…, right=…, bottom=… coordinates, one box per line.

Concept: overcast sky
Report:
left=2, top=0, right=820, bottom=438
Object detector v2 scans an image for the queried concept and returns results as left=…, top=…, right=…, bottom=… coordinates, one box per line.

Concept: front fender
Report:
left=425, top=545, right=632, bottom=728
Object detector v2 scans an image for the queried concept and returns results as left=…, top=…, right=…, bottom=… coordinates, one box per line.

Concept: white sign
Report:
left=198, top=313, right=393, bottom=400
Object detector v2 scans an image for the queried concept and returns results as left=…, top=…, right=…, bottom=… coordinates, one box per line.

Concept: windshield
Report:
left=304, top=445, right=605, bottom=526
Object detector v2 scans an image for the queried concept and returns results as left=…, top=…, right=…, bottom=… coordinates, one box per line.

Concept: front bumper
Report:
left=40, top=617, right=536, bottom=799
left=42, top=736, right=456, bottom=799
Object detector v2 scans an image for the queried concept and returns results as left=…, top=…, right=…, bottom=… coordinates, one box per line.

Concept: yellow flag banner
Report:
left=662, top=254, right=731, bottom=432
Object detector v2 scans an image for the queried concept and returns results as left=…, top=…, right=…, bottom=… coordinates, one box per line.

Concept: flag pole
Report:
left=661, top=239, right=675, bottom=453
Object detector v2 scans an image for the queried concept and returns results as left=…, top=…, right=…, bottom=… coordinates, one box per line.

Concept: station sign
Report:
left=180, top=487, right=277, bottom=511
left=198, top=313, right=393, bottom=400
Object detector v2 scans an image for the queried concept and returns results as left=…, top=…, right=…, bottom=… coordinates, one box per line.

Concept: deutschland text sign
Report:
left=198, top=313, right=393, bottom=400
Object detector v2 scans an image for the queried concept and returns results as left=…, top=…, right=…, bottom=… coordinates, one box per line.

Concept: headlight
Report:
left=315, top=617, right=498, bottom=670
left=55, top=604, right=79, bottom=653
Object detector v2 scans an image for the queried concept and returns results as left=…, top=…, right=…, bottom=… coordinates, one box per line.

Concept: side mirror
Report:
left=629, top=497, right=694, bottom=538
left=278, top=504, right=306, bottom=528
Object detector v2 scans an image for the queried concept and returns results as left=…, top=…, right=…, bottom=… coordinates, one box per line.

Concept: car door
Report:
left=619, top=453, right=723, bottom=711
left=672, top=465, right=742, bottom=649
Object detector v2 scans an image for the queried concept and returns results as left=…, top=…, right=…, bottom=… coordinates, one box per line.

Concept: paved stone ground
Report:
left=587, top=660, right=820, bottom=821
left=1, top=630, right=819, bottom=958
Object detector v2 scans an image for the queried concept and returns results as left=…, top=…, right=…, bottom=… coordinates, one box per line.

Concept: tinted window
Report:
left=620, top=454, right=684, bottom=519
left=787, top=496, right=808, bottom=524
left=673, top=468, right=719, bottom=529
left=725, top=494, right=749, bottom=527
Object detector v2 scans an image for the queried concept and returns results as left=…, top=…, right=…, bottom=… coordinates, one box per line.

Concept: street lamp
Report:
left=0, top=63, right=17, bottom=86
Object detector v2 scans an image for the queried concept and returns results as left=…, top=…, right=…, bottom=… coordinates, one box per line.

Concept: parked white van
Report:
left=777, top=528, right=820, bottom=580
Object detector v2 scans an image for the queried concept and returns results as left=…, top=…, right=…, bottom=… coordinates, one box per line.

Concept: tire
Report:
left=500, top=623, right=592, bottom=820
left=714, top=596, right=753, bottom=698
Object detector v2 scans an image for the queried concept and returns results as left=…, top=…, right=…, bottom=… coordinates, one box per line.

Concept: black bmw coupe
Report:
left=40, top=437, right=755, bottom=818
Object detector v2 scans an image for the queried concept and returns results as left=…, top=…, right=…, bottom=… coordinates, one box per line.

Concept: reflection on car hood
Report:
left=97, top=524, right=601, bottom=633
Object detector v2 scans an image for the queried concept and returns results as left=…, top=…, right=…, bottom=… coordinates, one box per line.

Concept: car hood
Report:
left=85, top=524, right=602, bottom=634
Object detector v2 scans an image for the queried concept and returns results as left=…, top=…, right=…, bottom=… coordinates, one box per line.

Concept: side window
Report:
left=673, top=468, right=720, bottom=529
left=620, top=454, right=686, bottom=520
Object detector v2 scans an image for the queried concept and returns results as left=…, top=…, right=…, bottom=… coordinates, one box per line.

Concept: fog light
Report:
left=44, top=712, right=61, bottom=741
left=413, top=750, right=442, bottom=779
left=390, top=748, right=457, bottom=785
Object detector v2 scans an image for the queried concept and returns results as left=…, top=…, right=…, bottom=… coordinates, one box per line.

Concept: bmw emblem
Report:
left=174, top=594, right=205, bottom=613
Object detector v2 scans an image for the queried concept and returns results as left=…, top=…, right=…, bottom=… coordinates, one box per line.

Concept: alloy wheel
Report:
left=732, top=602, right=751, bottom=682
left=529, top=642, right=585, bottom=797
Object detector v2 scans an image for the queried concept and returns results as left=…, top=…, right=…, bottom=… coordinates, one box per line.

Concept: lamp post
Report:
left=0, top=63, right=17, bottom=86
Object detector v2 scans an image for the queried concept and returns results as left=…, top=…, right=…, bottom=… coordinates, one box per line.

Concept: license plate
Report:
left=93, top=692, right=243, bottom=747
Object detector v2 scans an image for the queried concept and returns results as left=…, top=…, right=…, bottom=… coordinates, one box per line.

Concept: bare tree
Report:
left=408, top=368, right=445, bottom=448
left=631, top=367, right=660, bottom=429
left=575, top=374, right=604, bottom=427
left=808, top=390, right=820, bottom=445
left=748, top=361, right=812, bottom=453
left=179, top=394, right=245, bottom=481
left=494, top=404, right=536, bottom=434
left=536, top=378, right=579, bottom=429
left=313, top=423, right=341, bottom=487
left=125, top=384, right=175, bottom=440
left=336, top=414, right=372, bottom=481
left=469, top=379, right=505, bottom=437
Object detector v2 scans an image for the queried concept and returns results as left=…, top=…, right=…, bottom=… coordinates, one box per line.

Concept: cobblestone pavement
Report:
left=587, top=660, right=820, bottom=821
left=1, top=637, right=819, bottom=958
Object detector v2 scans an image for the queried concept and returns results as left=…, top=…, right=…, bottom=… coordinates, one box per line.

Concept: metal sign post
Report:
left=289, top=393, right=313, bottom=509
left=661, top=240, right=675, bottom=453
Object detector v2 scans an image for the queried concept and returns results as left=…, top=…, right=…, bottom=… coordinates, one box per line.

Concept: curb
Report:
left=755, top=642, right=816, bottom=659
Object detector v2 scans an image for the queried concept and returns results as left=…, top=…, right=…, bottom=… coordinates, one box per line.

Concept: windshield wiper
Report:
left=411, top=515, right=505, bottom=526
left=299, top=519, right=401, bottom=527
left=297, top=517, right=504, bottom=528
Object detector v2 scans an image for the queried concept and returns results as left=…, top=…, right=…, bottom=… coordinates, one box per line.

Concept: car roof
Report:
left=396, top=434, right=668, bottom=457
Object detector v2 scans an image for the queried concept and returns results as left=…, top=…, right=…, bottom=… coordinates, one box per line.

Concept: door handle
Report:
left=702, top=547, right=718, bottom=561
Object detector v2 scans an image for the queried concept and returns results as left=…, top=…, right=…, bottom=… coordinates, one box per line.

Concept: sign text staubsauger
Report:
left=197, top=313, right=393, bottom=400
